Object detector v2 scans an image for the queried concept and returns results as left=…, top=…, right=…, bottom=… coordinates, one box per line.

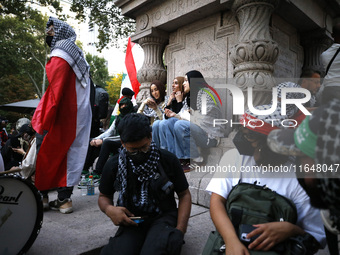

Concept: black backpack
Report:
left=94, top=86, right=109, bottom=119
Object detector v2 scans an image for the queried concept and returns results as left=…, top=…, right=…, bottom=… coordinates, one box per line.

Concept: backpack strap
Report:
left=230, top=207, right=243, bottom=233
left=325, top=46, right=340, bottom=75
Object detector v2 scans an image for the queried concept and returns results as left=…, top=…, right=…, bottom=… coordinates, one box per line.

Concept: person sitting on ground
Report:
left=98, top=113, right=191, bottom=255
left=206, top=107, right=326, bottom=254
left=87, top=97, right=135, bottom=181
left=137, top=80, right=167, bottom=125
left=152, top=76, right=185, bottom=150
left=268, top=98, right=340, bottom=255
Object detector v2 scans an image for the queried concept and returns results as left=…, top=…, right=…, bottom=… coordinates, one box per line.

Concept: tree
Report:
left=85, top=53, right=110, bottom=87
left=0, top=10, right=48, bottom=99
left=1, top=0, right=136, bottom=51
left=106, top=73, right=124, bottom=105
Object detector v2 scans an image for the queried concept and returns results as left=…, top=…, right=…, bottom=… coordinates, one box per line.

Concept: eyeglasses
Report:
left=126, top=144, right=150, bottom=155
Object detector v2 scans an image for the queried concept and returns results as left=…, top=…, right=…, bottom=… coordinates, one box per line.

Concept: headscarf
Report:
left=150, top=80, right=166, bottom=104
left=47, top=17, right=89, bottom=87
left=175, top=76, right=184, bottom=93
left=185, top=70, right=206, bottom=110
left=314, top=99, right=340, bottom=231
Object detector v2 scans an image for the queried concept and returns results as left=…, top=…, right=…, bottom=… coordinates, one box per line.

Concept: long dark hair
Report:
left=150, top=80, right=166, bottom=104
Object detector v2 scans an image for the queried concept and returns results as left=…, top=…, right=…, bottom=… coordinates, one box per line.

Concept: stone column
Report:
left=229, top=0, right=279, bottom=106
left=301, top=32, right=333, bottom=74
left=136, top=36, right=168, bottom=103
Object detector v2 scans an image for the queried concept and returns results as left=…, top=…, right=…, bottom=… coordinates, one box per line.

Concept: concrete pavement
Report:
left=27, top=186, right=215, bottom=255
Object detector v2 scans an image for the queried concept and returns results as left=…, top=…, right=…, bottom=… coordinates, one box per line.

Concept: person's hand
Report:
left=247, top=222, right=297, bottom=251
left=165, top=109, right=176, bottom=118
left=90, top=139, right=103, bottom=147
left=146, top=98, right=157, bottom=110
left=175, top=91, right=183, bottom=102
left=10, top=166, right=21, bottom=171
left=105, top=206, right=138, bottom=227
left=169, top=92, right=175, bottom=102
left=224, top=237, right=250, bottom=255
left=12, top=147, right=25, bottom=155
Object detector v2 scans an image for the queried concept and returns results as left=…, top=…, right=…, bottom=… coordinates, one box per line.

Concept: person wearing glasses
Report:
left=98, top=113, right=191, bottom=255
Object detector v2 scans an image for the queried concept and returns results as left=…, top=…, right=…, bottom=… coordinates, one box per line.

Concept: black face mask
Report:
left=46, top=36, right=53, bottom=47
left=233, top=130, right=255, bottom=156
left=128, top=150, right=151, bottom=165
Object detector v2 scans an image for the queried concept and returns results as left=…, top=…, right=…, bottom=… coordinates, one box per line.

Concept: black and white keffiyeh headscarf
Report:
left=276, top=82, right=305, bottom=117
left=116, top=141, right=161, bottom=213
left=47, top=17, right=89, bottom=86
left=315, top=99, right=340, bottom=230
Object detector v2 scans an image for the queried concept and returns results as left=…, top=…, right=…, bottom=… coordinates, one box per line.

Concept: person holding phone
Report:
left=206, top=105, right=326, bottom=254
left=98, top=114, right=191, bottom=255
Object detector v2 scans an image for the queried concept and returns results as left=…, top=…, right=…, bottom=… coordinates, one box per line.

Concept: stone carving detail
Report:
left=230, top=0, right=279, bottom=105
left=301, top=35, right=333, bottom=74
left=136, top=36, right=168, bottom=102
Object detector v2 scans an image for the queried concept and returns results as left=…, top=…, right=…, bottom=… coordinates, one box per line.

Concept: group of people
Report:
left=1, top=16, right=340, bottom=255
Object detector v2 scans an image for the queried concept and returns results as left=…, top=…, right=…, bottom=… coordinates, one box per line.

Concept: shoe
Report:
left=180, top=159, right=191, bottom=173
left=92, top=174, right=101, bottom=187
left=42, top=197, right=49, bottom=210
left=49, top=198, right=73, bottom=214
left=81, top=169, right=89, bottom=175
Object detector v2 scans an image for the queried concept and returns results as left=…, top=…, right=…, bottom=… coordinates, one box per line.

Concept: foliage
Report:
left=0, top=10, right=48, bottom=99
left=69, top=0, right=135, bottom=51
left=105, top=73, right=124, bottom=105
left=1, top=0, right=136, bottom=51
left=86, top=53, right=110, bottom=87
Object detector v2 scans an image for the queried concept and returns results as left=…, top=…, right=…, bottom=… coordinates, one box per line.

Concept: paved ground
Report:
left=18, top=186, right=333, bottom=255
left=26, top=187, right=215, bottom=255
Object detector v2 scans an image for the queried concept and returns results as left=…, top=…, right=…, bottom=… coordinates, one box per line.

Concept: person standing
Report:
left=31, top=17, right=92, bottom=213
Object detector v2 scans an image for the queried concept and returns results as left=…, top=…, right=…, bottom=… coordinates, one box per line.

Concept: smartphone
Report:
left=239, top=224, right=259, bottom=244
left=129, top=216, right=145, bottom=224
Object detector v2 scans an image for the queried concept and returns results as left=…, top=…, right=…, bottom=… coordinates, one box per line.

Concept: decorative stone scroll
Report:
left=229, top=0, right=279, bottom=106
left=136, top=36, right=168, bottom=102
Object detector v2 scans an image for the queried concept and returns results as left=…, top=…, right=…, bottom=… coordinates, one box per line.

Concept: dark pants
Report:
left=96, top=139, right=121, bottom=174
left=100, top=211, right=184, bottom=255
left=83, top=145, right=100, bottom=171
left=41, top=186, right=74, bottom=201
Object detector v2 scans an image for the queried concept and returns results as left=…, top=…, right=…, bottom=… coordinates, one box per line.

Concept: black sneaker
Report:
left=49, top=198, right=73, bottom=214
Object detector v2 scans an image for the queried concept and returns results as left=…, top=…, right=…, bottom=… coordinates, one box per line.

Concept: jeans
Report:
left=159, top=118, right=179, bottom=152
left=152, top=118, right=179, bottom=152
left=152, top=120, right=161, bottom=148
left=173, top=120, right=216, bottom=159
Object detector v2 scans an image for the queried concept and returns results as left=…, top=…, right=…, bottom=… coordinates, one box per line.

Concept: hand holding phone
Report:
left=129, top=216, right=146, bottom=224
left=239, top=224, right=259, bottom=244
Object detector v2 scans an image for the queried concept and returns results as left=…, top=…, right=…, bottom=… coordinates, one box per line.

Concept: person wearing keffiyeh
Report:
left=31, top=17, right=92, bottom=213
left=98, top=113, right=191, bottom=255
